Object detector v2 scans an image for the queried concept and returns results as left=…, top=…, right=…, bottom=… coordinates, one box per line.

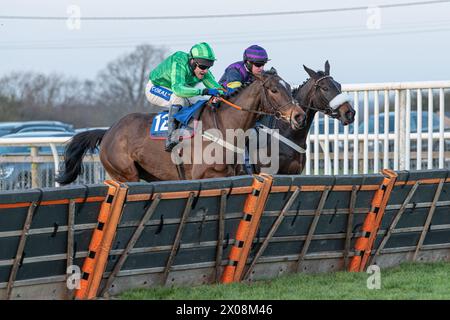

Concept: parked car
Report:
left=75, top=127, right=109, bottom=133
left=310, top=117, right=353, bottom=135
left=310, top=111, right=449, bottom=136
left=308, top=111, right=450, bottom=157
left=0, top=131, right=75, bottom=189
left=358, top=111, right=447, bottom=134
left=0, top=121, right=75, bottom=137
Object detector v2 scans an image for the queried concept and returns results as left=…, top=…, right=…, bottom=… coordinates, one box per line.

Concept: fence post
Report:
left=221, top=173, right=273, bottom=283
left=349, top=169, right=397, bottom=272
left=30, top=147, right=39, bottom=188
left=399, top=89, right=407, bottom=170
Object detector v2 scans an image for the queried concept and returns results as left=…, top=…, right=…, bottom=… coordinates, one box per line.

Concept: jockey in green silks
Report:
left=145, top=42, right=225, bottom=152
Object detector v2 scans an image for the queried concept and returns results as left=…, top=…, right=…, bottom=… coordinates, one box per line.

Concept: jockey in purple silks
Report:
left=219, top=45, right=270, bottom=90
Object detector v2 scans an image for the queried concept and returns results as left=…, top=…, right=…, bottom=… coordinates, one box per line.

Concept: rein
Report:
left=218, top=98, right=274, bottom=116
left=218, top=75, right=296, bottom=122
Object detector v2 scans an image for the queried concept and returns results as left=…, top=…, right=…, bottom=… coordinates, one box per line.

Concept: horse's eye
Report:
left=271, top=88, right=278, bottom=93
left=321, top=86, right=329, bottom=91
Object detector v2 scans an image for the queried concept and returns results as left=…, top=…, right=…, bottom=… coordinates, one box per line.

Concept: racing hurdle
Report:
left=0, top=169, right=449, bottom=299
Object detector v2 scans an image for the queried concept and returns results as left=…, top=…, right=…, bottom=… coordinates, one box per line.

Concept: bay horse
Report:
left=56, top=69, right=306, bottom=184
left=249, top=61, right=356, bottom=174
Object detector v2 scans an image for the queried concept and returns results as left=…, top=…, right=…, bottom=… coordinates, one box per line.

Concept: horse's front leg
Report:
left=283, top=154, right=306, bottom=174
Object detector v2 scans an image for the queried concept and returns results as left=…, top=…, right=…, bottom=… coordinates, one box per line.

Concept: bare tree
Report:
left=96, top=44, right=167, bottom=114
left=0, top=71, right=96, bottom=123
left=0, top=44, right=168, bottom=126
left=0, top=71, right=81, bottom=108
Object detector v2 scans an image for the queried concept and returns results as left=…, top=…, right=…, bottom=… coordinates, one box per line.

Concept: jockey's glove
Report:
left=225, top=87, right=235, bottom=96
left=202, top=88, right=223, bottom=97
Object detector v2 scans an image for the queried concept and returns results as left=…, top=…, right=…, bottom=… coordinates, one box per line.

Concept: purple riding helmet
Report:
left=243, top=45, right=269, bottom=67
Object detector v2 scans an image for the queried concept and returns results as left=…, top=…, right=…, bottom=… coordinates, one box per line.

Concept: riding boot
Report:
left=165, top=104, right=181, bottom=152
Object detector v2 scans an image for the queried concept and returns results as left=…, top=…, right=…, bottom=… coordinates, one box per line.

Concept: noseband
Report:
left=304, top=75, right=350, bottom=119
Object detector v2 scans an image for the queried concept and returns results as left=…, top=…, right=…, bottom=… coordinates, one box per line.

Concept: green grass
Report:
left=119, top=262, right=450, bottom=300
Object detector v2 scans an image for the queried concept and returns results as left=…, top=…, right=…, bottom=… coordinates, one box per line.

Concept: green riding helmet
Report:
left=190, top=42, right=216, bottom=67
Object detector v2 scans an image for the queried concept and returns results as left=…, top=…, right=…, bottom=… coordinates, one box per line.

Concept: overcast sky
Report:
left=1, top=0, right=450, bottom=84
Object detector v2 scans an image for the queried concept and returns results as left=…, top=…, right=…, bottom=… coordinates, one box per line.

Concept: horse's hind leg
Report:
left=134, top=162, right=160, bottom=182
left=101, top=153, right=140, bottom=182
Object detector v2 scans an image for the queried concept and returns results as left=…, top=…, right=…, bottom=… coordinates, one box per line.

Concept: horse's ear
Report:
left=325, top=60, right=330, bottom=75
left=269, top=67, right=278, bottom=74
left=303, top=65, right=318, bottom=79
left=253, top=73, right=263, bottom=81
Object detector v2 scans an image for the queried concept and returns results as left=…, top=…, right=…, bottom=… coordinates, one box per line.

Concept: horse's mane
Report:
left=227, top=81, right=251, bottom=98
left=292, top=78, right=309, bottom=97
left=263, top=68, right=278, bottom=76
left=227, top=68, right=289, bottom=99
left=228, top=69, right=281, bottom=98
left=292, top=70, right=326, bottom=97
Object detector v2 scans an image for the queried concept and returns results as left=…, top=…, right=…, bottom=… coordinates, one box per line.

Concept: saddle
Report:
left=150, top=100, right=207, bottom=140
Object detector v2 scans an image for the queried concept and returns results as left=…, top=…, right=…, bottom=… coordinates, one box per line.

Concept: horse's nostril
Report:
left=294, top=113, right=305, bottom=125
left=346, top=110, right=355, bottom=119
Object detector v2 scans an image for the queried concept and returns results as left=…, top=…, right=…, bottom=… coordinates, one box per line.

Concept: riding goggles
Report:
left=252, top=61, right=266, bottom=68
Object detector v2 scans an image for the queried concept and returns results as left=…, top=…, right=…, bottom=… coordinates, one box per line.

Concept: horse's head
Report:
left=301, top=61, right=355, bottom=125
left=253, top=68, right=306, bottom=129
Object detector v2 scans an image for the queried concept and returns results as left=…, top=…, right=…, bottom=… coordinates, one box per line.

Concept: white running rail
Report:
left=305, top=80, right=450, bottom=175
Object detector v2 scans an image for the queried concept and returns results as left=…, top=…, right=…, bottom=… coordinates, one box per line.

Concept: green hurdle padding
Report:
left=241, top=173, right=385, bottom=280
left=370, top=169, right=450, bottom=267
left=100, top=176, right=254, bottom=296
left=1, top=169, right=450, bottom=299
left=0, top=184, right=108, bottom=299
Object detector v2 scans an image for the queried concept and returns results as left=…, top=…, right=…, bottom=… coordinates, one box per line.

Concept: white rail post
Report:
left=383, top=90, right=390, bottom=169
left=428, top=88, right=433, bottom=169
left=353, top=91, right=359, bottom=174
left=333, top=119, right=339, bottom=175
left=417, top=89, right=422, bottom=170
left=374, top=90, right=380, bottom=172
left=394, top=90, right=400, bottom=170
left=343, top=122, right=349, bottom=175
left=398, top=89, right=407, bottom=170
left=31, top=147, right=39, bottom=189
left=439, top=88, right=445, bottom=168
left=405, top=89, right=411, bottom=170
left=49, top=143, right=60, bottom=187
left=305, top=133, right=311, bottom=175
left=314, top=113, right=319, bottom=175
left=363, top=91, right=369, bottom=173
left=324, top=113, right=330, bottom=174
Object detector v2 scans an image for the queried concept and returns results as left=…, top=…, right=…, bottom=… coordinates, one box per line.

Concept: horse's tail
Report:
left=56, top=129, right=107, bottom=185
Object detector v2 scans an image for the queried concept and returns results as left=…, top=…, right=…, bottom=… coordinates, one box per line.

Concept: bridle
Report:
left=259, top=75, right=300, bottom=125
left=218, top=74, right=300, bottom=126
left=301, top=75, right=349, bottom=119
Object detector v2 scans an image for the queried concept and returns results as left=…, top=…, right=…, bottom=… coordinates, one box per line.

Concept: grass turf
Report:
left=119, top=262, right=450, bottom=300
